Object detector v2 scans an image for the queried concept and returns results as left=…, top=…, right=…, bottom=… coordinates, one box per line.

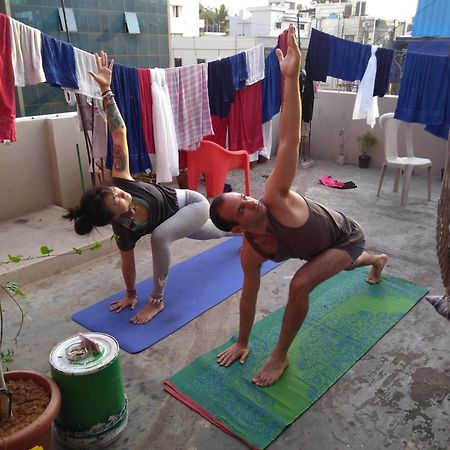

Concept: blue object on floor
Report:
left=72, top=237, right=282, bottom=353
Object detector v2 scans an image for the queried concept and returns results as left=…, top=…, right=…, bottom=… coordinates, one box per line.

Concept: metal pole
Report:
left=76, top=143, right=86, bottom=193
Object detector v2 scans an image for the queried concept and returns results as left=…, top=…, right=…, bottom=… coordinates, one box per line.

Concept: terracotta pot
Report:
left=0, top=371, right=61, bottom=450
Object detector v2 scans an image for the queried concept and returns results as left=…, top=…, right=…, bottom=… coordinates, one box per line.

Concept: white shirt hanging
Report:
left=352, top=45, right=379, bottom=128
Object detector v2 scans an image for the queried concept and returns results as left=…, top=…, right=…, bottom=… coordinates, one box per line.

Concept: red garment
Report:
left=178, top=150, right=187, bottom=170
left=228, top=81, right=263, bottom=154
left=137, top=68, right=155, bottom=154
left=204, top=115, right=228, bottom=148
left=277, top=29, right=289, bottom=106
left=0, top=14, right=16, bottom=142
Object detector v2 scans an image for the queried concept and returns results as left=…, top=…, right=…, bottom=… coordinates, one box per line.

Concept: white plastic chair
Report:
left=378, top=112, right=432, bottom=207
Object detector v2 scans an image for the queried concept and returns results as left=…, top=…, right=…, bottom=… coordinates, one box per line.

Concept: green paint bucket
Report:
left=49, top=333, right=128, bottom=449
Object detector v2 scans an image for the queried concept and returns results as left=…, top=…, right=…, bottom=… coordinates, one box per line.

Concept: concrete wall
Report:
left=171, top=35, right=267, bottom=66
left=309, top=91, right=446, bottom=176
left=0, top=113, right=92, bottom=221
left=1, top=92, right=446, bottom=221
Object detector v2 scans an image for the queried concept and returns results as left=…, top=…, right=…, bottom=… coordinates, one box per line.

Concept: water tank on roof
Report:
left=355, top=1, right=366, bottom=17
left=343, top=4, right=352, bottom=18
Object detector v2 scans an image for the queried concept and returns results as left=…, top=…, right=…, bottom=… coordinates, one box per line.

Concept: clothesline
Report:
left=0, top=13, right=284, bottom=183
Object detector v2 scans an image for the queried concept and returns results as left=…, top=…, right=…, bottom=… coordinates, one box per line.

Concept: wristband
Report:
left=102, top=89, right=113, bottom=99
left=127, top=288, right=137, bottom=296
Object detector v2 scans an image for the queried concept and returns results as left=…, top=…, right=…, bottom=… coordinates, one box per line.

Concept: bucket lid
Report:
left=49, top=333, right=119, bottom=375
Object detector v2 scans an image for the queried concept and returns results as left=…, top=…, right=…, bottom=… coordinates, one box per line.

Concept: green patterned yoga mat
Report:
left=164, top=268, right=428, bottom=449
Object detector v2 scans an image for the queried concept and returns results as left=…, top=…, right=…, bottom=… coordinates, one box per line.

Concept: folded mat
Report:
left=72, top=236, right=282, bottom=353
left=165, top=268, right=428, bottom=449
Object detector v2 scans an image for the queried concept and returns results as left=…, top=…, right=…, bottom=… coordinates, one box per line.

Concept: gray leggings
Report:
left=150, top=189, right=231, bottom=298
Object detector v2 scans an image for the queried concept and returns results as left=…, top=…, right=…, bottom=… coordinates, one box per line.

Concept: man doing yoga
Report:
left=209, top=25, right=388, bottom=387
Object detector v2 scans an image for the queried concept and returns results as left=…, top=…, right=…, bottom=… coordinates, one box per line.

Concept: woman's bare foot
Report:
left=130, top=297, right=164, bottom=324
left=252, top=355, right=289, bottom=387
left=366, top=254, right=388, bottom=284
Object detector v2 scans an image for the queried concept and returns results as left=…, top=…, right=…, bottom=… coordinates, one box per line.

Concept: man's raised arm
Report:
left=265, top=25, right=302, bottom=199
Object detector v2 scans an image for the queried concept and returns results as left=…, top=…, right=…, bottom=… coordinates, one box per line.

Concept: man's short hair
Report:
left=209, top=194, right=238, bottom=232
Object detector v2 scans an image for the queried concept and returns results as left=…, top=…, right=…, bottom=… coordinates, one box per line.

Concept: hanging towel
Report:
left=245, top=44, right=265, bottom=86
left=66, top=48, right=102, bottom=99
left=352, top=45, right=379, bottom=128
left=107, top=63, right=151, bottom=174
left=229, top=52, right=248, bottom=90
left=207, top=58, right=234, bottom=117
left=424, top=73, right=450, bottom=140
left=228, top=81, right=264, bottom=154
left=0, top=13, right=16, bottom=142
left=41, top=33, right=78, bottom=89
left=328, top=34, right=371, bottom=82
left=76, top=95, right=107, bottom=159
left=305, top=28, right=330, bottom=82
left=204, top=116, right=229, bottom=148
left=151, top=68, right=179, bottom=183
left=300, top=70, right=315, bottom=123
left=394, top=52, right=450, bottom=126
left=261, top=46, right=281, bottom=124
left=138, top=68, right=155, bottom=154
left=250, top=121, right=273, bottom=163
left=8, top=17, right=45, bottom=86
left=373, top=47, right=394, bottom=97
left=165, top=64, right=213, bottom=150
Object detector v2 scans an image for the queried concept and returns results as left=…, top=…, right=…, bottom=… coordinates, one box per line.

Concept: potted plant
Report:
left=0, top=278, right=61, bottom=449
left=357, top=131, right=377, bottom=168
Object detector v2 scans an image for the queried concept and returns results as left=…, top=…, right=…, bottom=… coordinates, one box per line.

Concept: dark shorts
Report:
left=344, top=239, right=366, bottom=261
left=333, top=219, right=366, bottom=262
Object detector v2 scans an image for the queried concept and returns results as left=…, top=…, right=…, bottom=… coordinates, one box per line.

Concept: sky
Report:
left=203, top=0, right=419, bottom=22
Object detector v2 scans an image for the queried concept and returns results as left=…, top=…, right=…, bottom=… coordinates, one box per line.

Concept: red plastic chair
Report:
left=186, top=140, right=251, bottom=197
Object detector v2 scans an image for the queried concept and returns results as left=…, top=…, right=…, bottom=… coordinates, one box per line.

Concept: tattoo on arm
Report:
left=113, top=144, right=126, bottom=172
left=104, top=95, right=125, bottom=133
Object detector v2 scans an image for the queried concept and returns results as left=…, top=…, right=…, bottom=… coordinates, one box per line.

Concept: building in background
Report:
left=229, top=1, right=311, bottom=38
left=169, top=0, right=202, bottom=37
left=1, top=0, right=170, bottom=116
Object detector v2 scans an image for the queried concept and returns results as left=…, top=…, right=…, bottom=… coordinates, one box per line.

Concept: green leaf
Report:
left=110, top=233, right=118, bottom=242
left=8, top=255, right=21, bottom=263
left=72, top=247, right=83, bottom=255
left=90, top=241, right=102, bottom=251
left=5, top=281, right=19, bottom=294
left=0, top=349, right=15, bottom=365
left=40, top=246, right=54, bottom=255
left=14, top=287, right=27, bottom=300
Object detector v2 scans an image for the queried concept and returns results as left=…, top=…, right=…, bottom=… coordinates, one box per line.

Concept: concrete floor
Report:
left=1, top=159, right=449, bottom=450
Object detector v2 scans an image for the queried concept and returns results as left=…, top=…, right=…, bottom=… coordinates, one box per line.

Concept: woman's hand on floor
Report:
left=109, top=294, right=137, bottom=312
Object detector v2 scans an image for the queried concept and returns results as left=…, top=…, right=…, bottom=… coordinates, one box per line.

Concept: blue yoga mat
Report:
left=72, top=237, right=282, bottom=353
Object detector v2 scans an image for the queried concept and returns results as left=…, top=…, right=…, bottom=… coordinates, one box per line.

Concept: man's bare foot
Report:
left=366, top=254, right=388, bottom=284
left=252, top=355, right=289, bottom=387
left=130, top=297, right=164, bottom=324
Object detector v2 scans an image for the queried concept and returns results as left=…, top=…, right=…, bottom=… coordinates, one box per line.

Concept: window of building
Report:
left=124, top=12, right=140, bottom=34
left=275, top=22, right=282, bottom=29
left=172, top=6, right=181, bottom=18
left=197, top=58, right=206, bottom=64
left=300, top=23, right=305, bottom=31
left=174, top=58, right=182, bottom=67
left=58, top=7, right=77, bottom=32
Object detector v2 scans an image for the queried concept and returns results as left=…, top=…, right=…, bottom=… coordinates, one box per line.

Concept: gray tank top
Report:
left=245, top=196, right=365, bottom=262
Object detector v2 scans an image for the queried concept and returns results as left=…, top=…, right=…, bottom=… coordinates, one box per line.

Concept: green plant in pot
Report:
left=357, top=131, right=377, bottom=168
left=0, top=250, right=62, bottom=449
